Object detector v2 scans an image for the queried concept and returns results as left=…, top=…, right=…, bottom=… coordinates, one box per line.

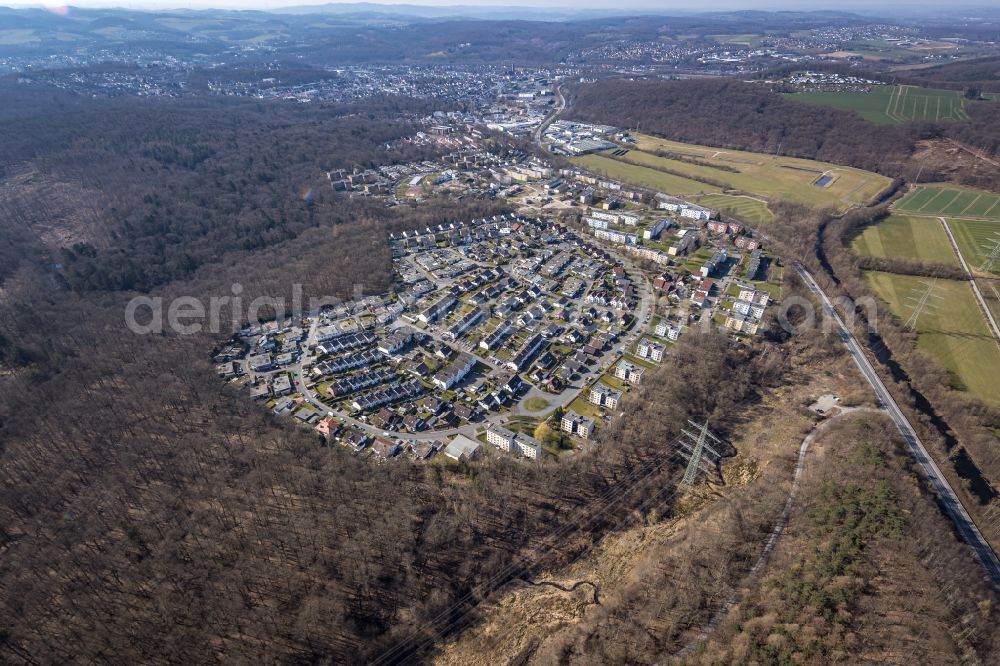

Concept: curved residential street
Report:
left=282, top=233, right=654, bottom=446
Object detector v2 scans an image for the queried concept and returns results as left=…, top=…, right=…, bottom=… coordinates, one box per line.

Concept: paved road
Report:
left=283, top=237, right=654, bottom=445
left=532, top=86, right=566, bottom=148
left=793, top=261, right=1000, bottom=587
left=938, top=216, right=1000, bottom=346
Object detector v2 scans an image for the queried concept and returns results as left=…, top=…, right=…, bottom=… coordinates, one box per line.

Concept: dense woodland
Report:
left=0, top=83, right=459, bottom=293
left=570, top=78, right=1000, bottom=189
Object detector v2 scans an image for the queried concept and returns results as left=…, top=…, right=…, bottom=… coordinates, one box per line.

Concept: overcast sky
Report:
left=3, top=0, right=998, bottom=12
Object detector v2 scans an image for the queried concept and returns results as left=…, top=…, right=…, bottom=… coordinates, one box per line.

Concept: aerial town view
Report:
left=1, top=1, right=1000, bottom=664
left=223, top=134, right=781, bottom=463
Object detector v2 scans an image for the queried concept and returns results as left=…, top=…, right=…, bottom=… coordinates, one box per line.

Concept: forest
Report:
left=569, top=78, right=1000, bottom=190
left=0, top=82, right=459, bottom=294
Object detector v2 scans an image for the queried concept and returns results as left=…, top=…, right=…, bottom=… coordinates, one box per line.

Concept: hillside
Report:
left=569, top=78, right=1000, bottom=191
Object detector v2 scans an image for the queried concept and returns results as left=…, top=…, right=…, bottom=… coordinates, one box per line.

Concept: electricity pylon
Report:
left=679, top=420, right=724, bottom=487
left=978, top=236, right=1000, bottom=274
left=903, top=280, right=940, bottom=331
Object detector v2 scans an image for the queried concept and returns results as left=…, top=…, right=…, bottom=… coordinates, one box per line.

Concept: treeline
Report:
left=571, top=78, right=922, bottom=174
left=569, top=78, right=1000, bottom=188
left=903, top=55, right=1000, bottom=93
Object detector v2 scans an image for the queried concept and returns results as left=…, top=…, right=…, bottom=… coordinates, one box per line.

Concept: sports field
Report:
left=571, top=153, right=719, bottom=196
left=690, top=193, right=774, bottom=224
left=895, top=185, right=1000, bottom=219
left=946, top=219, right=1000, bottom=276
left=864, top=272, right=1000, bottom=405
left=603, top=134, right=889, bottom=212
left=851, top=214, right=960, bottom=266
left=789, top=85, right=971, bottom=124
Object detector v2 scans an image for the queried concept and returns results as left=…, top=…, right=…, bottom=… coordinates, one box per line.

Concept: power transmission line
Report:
left=978, top=235, right=1000, bottom=274
left=903, top=279, right=940, bottom=331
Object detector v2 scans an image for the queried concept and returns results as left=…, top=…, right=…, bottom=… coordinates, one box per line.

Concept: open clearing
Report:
left=612, top=134, right=890, bottom=211
left=789, top=85, right=972, bottom=124
left=851, top=214, right=960, bottom=266
left=895, top=185, right=1000, bottom=219
left=864, top=272, right=1000, bottom=405
left=688, top=193, right=774, bottom=224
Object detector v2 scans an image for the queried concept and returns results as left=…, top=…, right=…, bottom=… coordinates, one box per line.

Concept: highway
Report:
left=793, top=261, right=1000, bottom=587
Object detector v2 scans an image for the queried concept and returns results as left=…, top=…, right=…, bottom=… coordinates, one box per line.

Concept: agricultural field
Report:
left=709, top=33, right=767, bottom=46
left=620, top=134, right=891, bottom=211
left=895, top=185, right=1000, bottom=219
left=571, top=153, right=719, bottom=196
left=851, top=214, right=960, bottom=266
left=946, top=219, right=1000, bottom=276
left=689, top=193, right=774, bottom=224
left=789, top=85, right=971, bottom=124
left=864, top=272, right=1000, bottom=405
left=981, top=279, right=1000, bottom=324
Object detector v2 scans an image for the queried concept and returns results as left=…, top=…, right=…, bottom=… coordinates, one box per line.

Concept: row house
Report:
left=351, top=379, right=423, bottom=412
left=443, top=307, right=485, bottom=341
left=433, top=353, right=476, bottom=390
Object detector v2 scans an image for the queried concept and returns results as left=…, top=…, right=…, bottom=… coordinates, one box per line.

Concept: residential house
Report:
left=615, top=360, right=645, bottom=384
left=725, top=311, right=760, bottom=335
left=433, top=353, right=476, bottom=390
left=444, top=434, right=482, bottom=461
left=655, top=320, right=682, bottom=341
left=637, top=338, right=665, bottom=363
left=590, top=384, right=622, bottom=409
left=561, top=410, right=596, bottom=439
left=372, top=437, right=402, bottom=460
left=271, top=374, right=293, bottom=396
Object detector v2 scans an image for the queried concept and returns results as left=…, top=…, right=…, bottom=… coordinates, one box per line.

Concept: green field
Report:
left=571, top=153, right=719, bottom=196
left=0, top=29, right=39, bottom=45
left=946, top=219, right=1000, bottom=276
left=609, top=134, right=890, bottom=212
left=851, top=214, right=959, bottom=266
left=710, top=33, right=767, bottom=46
left=789, top=85, right=971, bottom=124
left=895, top=185, right=1000, bottom=219
left=864, top=272, right=1000, bottom=405
left=981, top=279, right=1000, bottom=324
left=688, top=193, right=774, bottom=224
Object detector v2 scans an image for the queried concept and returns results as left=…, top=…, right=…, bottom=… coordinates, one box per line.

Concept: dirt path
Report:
left=938, top=216, right=1000, bottom=348
left=666, top=406, right=881, bottom=661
